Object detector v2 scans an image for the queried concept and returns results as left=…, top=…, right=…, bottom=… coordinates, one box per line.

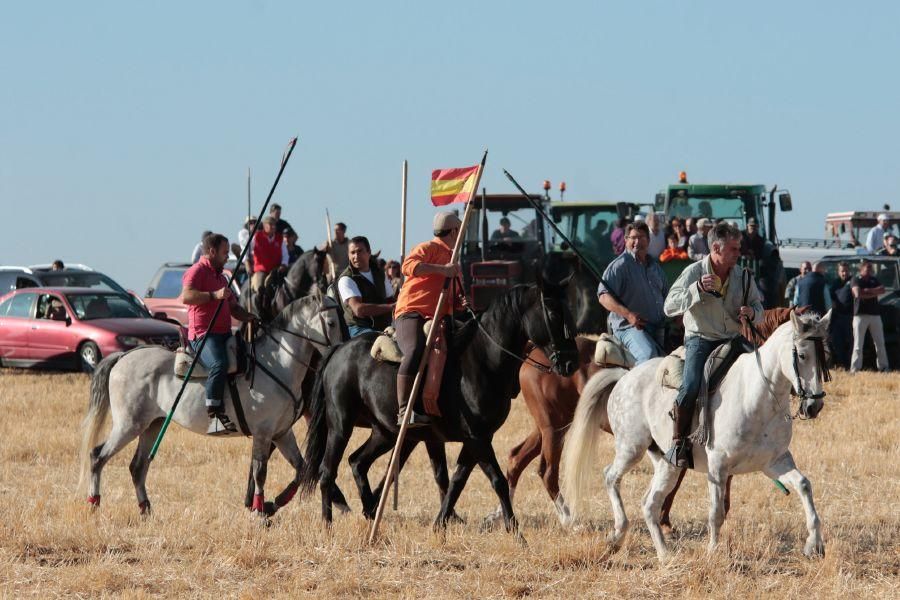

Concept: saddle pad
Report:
left=371, top=327, right=403, bottom=363
left=593, top=333, right=636, bottom=368
left=656, top=343, right=737, bottom=391
left=174, top=336, right=238, bottom=379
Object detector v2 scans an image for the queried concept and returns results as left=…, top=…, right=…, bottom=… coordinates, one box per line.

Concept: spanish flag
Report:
left=430, top=165, right=479, bottom=206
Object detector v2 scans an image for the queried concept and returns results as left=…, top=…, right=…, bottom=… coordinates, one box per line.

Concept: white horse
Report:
left=78, top=292, right=347, bottom=517
left=563, top=310, right=832, bottom=561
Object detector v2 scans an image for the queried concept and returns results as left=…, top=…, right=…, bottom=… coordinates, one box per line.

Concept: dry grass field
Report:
left=0, top=368, right=898, bottom=598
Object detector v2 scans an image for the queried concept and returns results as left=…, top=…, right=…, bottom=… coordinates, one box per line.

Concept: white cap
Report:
left=877, top=213, right=890, bottom=222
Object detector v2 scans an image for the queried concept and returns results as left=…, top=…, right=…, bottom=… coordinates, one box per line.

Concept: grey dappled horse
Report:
left=563, top=311, right=832, bottom=561
left=78, top=293, right=345, bottom=517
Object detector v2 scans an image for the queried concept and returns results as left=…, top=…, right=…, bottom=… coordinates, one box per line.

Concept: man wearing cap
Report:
left=598, top=221, right=669, bottom=364
left=687, top=218, right=712, bottom=261
left=337, top=236, right=395, bottom=337
left=866, top=214, right=891, bottom=253
left=393, top=211, right=467, bottom=427
left=251, top=216, right=288, bottom=291
left=741, top=217, right=765, bottom=259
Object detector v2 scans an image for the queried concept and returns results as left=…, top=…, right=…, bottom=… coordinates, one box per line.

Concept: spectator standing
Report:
left=828, top=261, right=854, bottom=369
left=794, top=261, right=831, bottom=314
left=386, top=260, right=404, bottom=297
left=270, top=203, right=293, bottom=236
left=610, top=218, right=627, bottom=255
left=670, top=218, right=689, bottom=249
left=865, top=214, right=890, bottom=253
left=284, top=228, right=304, bottom=264
left=850, top=260, right=889, bottom=372
left=251, top=216, right=288, bottom=291
left=191, top=230, right=212, bottom=264
left=785, top=261, right=812, bottom=307
left=741, top=217, right=766, bottom=259
left=645, top=212, right=666, bottom=258
left=326, top=222, right=350, bottom=279
left=684, top=217, right=698, bottom=238
left=687, top=218, right=712, bottom=261
left=237, top=217, right=256, bottom=273
left=659, top=232, right=689, bottom=263
left=876, top=234, right=898, bottom=256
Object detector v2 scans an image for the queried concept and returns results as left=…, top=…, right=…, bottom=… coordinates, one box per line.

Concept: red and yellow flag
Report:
left=430, top=165, right=479, bottom=206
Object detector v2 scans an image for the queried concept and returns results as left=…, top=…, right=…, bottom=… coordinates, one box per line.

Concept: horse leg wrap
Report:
left=275, top=482, right=299, bottom=508
left=87, top=495, right=101, bottom=507
left=251, top=493, right=265, bottom=513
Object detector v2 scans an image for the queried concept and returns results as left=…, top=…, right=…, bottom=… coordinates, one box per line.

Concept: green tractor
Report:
left=655, top=174, right=794, bottom=307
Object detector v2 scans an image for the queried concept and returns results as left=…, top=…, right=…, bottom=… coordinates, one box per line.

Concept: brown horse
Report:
left=488, top=307, right=802, bottom=530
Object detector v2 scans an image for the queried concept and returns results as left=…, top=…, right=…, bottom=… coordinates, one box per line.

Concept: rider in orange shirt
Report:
left=393, top=211, right=467, bottom=427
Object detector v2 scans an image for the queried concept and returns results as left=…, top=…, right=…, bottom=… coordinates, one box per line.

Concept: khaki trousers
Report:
left=850, top=314, right=889, bottom=372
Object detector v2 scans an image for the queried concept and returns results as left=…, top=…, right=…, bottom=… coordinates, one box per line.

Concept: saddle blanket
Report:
left=370, top=320, right=447, bottom=416
left=174, top=336, right=239, bottom=379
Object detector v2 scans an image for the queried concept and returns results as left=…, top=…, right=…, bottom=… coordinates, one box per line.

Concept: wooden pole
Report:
left=368, top=151, right=487, bottom=543
left=393, top=159, right=408, bottom=511
left=324, top=209, right=337, bottom=282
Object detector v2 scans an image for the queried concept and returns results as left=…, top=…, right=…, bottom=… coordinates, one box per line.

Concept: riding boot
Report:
left=396, top=374, right=430, bottom=429
left=207, top=405, right=238, bottom=436
left=664, top=403, right=694, bottom=469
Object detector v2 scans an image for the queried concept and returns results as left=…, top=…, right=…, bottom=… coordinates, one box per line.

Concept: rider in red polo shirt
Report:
left=183, top=233, right=258, bottom=435
left=250, top=215, right=288, bottom=292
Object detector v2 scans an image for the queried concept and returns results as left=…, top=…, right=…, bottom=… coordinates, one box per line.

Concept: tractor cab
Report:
left=460, top=194, right=546, bottom=311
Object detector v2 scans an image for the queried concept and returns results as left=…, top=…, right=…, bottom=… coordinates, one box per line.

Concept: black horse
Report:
left=300, top=277, right=579, bottom=535
left=240, top=248, right=329, bottom=322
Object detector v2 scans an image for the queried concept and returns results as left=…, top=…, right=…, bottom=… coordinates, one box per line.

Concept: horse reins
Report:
left=464, top=289, right=563, bottom=374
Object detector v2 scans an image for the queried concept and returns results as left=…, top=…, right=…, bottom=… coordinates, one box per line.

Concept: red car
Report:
left=0, top=287, right=181, bottom=371
left=143, top=262, right=243, bottom=329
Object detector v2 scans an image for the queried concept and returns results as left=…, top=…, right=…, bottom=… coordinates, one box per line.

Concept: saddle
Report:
left=656, top=336, right=754, bottom=392
left=174, top=336, right=246, bottom=379
left=370, top=320, right=449, bottom=416
left=591, top=333, right=637, bottom=369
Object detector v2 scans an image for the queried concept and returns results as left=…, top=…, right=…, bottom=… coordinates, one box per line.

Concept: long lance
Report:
left=149, top=137, right=298, bottom=461
left=368, top=150, right=487, bottom=543
left=393, top=159, right=409, bottom=511
left=502, top=169, right=623, bottom=304
left=324, top=209, right=337, bottom=281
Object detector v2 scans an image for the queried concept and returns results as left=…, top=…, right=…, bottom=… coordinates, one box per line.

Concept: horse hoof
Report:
left=514, top=530, right=528, bottom=547
left=804, top=540, right=825, bottom=558
left=447, top=510, right=465, bottom=525
left=138, top=501, right=151, bottom=517
left=263, top=501, right=278, bottom=517
left=334, top=501, right=351, bottom=515
left=660, top=523, right=675, bottom=537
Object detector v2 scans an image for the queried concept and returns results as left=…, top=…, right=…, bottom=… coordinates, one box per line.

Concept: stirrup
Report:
left=664, top=440, right=693, bottom=470
left=397, top=409, right=432, bottom=429
left=207, top=412, right=238, bottom=436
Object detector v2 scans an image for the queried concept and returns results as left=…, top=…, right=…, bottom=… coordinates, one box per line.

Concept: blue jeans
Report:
left=348, top=324, right=376, bottom=338
left=191, top=332, right=230, bottom=407
left=614, top=325, right=664, bottom=365
left=675, top=336, right=726, bottom=412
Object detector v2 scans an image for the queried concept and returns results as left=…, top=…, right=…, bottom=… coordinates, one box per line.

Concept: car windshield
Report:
left=153, top=269, right=185, bottom=298
left=661, top=195, right=749, bottom=228
left=67, top=293, right=149, bottom=320
left=550, top=206, right=620, bottom=264
left=482, top=207, right=541, bottom=242
left=40, top=272, right=126, bottom=293
left=822, top=260, right=899, bottom=293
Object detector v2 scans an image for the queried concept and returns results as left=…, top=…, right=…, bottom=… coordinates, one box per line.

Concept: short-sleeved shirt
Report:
left=182, top=257, right=235, bottom=339
left=394, top=237, right=464, bottom=319
left=338, top=270, right=394, bottom=302
left=852, top=275, right=882, bottom=315
left=597, top=250, right=669, bottom=332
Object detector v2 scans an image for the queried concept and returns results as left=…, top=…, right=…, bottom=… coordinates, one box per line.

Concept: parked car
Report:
left=0, top=287, right=181, bottom=372
left=143, top=262, right=243, bottom=328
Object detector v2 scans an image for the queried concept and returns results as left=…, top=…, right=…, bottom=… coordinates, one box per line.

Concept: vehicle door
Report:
left=0, top=292, right=38, bottom=359
left=28, top=293, right=78, bottom=362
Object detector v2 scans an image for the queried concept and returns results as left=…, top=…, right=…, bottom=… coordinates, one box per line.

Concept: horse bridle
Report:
left=466, top=288, right=571, bottom=374
left=539, top=288, right=573, bottom=370
left=791, top=336, right=830, bottom=419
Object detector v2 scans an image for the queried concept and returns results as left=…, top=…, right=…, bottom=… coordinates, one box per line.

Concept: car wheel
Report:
left=79, top=341, right=101, bottom=373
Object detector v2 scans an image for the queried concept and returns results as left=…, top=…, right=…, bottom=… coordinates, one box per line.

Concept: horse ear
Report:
left=818, top=309, right=832, bottom=331
left=789, top=308, right=801, bottom=332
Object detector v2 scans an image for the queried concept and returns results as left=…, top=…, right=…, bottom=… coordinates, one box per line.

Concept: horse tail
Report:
left=77, top=352, right=123, bottom=494
left=299, top=344, right=339, bottom=495
left=561, top=367, right=626, bottom=519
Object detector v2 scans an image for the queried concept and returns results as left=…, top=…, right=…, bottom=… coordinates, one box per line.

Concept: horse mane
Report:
left=767, top=310, right=826, bottom=344
left=270, top=288, right=325, bottom=330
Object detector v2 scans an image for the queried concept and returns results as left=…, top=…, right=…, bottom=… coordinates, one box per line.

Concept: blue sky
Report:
left=2, top=2, right=898, bottom=291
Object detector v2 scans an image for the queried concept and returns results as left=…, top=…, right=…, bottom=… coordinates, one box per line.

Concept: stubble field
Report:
left=0, top=368, right=898, bottom=598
